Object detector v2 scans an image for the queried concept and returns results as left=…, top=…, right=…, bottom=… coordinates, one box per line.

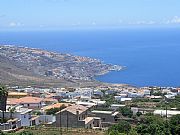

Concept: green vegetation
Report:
left=32, top=111, right=42, bottom=115
left=136, top=115, right=169, bottom=135
left=107, top=120, right=131, bottom=135
left=0, top=118, right=8, bottom=123
left=108, top=114, right=180, bottom=135
left=132, top=98, right=150, bottom=102
left=131, top=95, right=180, bottom=110
left=0, top=85, right=8, bottom=123
left=119, top=106, right=133, bottom=118
left=153, top=91, right=166, bottom=96
left=0, top=131, right=33, bottom=135
left=157, top=95, right=180, bottom=110
left=102, top=94, right=116, bottom=107
left=169, top=114, right=180, bottom=135
left=136, top=112, right=142, bottom=117
left=0, top=127, right=104, bottom=135
left=132, top=98, right=161, bottom=103
left=7, top=107, right=16, bottom=119
left=130, top=98, right=161, bottom=109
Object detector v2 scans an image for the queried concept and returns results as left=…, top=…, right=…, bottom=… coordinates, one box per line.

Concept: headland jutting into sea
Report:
left=0, top=45, right=123, bottom=87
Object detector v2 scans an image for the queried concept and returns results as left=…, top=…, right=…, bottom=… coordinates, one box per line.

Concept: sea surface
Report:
left=0, top=27, right=180, bottom=87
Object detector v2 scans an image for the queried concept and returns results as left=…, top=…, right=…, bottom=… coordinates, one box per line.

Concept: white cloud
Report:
left=129, top=20, right=156, bottom=25
left=9, top=22, right=24, bottom=27
left=39, top=25, right=45, bottom=28
left=118, top=19, right=123, bottom=24
left=9, top=22, right=17, bottom=27
left=166, top=16, right=180, bottom=24
left=92, top=21, right=97, bottom=26
left=72, top=22, right=81, bottom=26
left=123, top=17, right=180, bottom=26
left=146, top=21, right=156, bottom=25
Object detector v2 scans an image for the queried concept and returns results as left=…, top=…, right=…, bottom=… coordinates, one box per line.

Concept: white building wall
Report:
left=39, top=115, right=56, bottom=123
left=19, top=113, right=31, bottom=126
left=0, top=111, right=31, bottom=127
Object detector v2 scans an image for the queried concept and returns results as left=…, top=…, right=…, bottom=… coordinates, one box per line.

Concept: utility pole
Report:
left=76, top=110, right=79, bottom=129
left=67, top=111, right=69, bottom=131
left=126, top=126, right=128, bottom=135
left=166, top=105, right=167, bottom=120
left=60, top=111, right=62, bottom=135
left=165, top=101, right=168, bottom=135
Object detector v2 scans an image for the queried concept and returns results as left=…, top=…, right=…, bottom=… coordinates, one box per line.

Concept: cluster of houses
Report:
left=0, top=85, right=180, bottom=132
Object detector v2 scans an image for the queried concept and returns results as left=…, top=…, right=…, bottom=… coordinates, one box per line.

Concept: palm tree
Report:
left=8, top=106, right=16, bottom=119
left=0, top=85, right=8, bottom=123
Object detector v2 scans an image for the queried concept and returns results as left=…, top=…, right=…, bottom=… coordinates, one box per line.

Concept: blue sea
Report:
left=0, top=27, right=180, bottom=87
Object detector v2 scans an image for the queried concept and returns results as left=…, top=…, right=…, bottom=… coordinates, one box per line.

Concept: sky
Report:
left=0, top=0, right=180, bottom=30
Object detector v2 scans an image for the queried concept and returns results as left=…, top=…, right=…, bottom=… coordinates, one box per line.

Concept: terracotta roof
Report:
left=45, top=93, right=56, bottom=98
left=7, top=97, right=43, bottom=105
left=60, top=104, right=88, bottom=115
left=42, top=103, right=70, bottom=111
left=18, top=96, right=43, bottom=104
left=7, top=98, right=21, bottom=105
left=43, top=98, right=58, bottom=103
left=8, top=92, right=28, bottom=96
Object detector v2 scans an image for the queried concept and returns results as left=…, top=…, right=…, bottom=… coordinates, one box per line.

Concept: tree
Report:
left=108, top=130, right=121, bottom=135
left=136, top=115, right=169, bottom=135
left=136, top=111, right=142, bottom=117
left=0, top=85, right=8, bottom=123
left=169, top=114, right=180, bottom=135
left=0, top=130, right=5, bottom=135
left=18, top=131, right=33, bottom=135
left=129, top=128, right=138, bottom=135
left=8, top=106, right=16, bottom=119
left=119, top=106, right=133, bottom=118
left=32, top=110, right=42, bottom=115
left=108, top=120, right=131, bottom=134
left=103, top=94, right=115, bottom=107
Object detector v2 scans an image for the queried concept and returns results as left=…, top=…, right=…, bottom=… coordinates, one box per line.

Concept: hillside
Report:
left=0, top=45, right=121, bottom=87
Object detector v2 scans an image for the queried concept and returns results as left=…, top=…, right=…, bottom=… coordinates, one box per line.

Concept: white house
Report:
left=128, top=92, right=144, bottom=98
left=154, top=110, right=180, bottom=117
left=12, top=97, right=45, bottom=109
left=164, top=94, right=176, bottom=100
left=120, top=98, right=132, bottom=102
left=110, top=104, right=126, bottom=110
left=114, top=96, right=132, bottom=102
left=0, top=105, right=40, bottom=127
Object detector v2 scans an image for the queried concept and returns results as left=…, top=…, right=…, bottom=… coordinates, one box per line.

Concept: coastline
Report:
left=1, top=29, right=180, bottom=87
left=94, top=65, right=126, bottom=82
left=95, top=65, right=125, bottom=76
left=0, top=45, right=126, bottom=87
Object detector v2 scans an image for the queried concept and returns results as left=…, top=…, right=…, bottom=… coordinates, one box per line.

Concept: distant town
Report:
left=0, top=45, right=180, bottom=135
left=0, top=83, right=180, bottom=134
left=0, top=45, right=122, bottom=86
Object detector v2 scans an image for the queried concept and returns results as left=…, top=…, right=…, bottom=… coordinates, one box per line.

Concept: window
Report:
left=102, top=118, right=105, bottom=121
